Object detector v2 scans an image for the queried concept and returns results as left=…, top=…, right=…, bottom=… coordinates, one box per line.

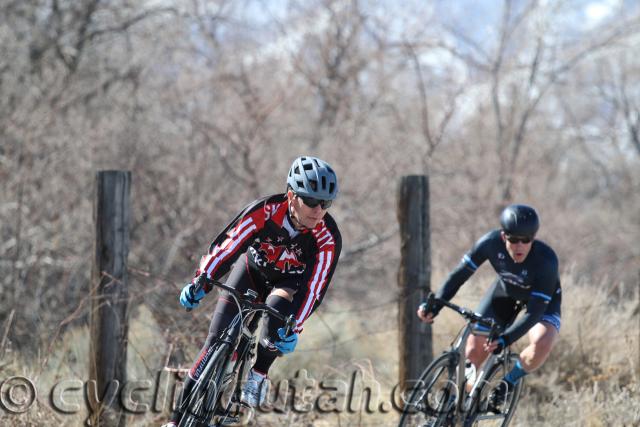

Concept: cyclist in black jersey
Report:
left=162, top=156, right=341, bottom=427
left=417, top=204, right=561, bottom=408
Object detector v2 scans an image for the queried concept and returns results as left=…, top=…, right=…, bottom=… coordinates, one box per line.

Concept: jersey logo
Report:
left=499, top=271, right=530, bottom=289
left=313, top=226, right=335, bottom=249
left=264, top=204, right=273, bottom=220
left=264, top=203, right=280, bottom=221
left=257, top=242, right=306, bottom=273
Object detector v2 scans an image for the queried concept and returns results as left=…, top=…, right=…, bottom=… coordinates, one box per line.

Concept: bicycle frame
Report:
left=419, top=294, right=521, bottom=426
left=450, top=324, right=515, bottom=417
left=178, top=275, right=296, bottom=426
left=449, top=323, right=473, bottom=413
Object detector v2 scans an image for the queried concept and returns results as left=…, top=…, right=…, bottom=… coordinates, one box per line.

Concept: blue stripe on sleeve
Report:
left=541, top=314, right=561, bottom=331
left=463, top=254, right=478, bottom=271
left=472, top=323, right=491, bottom=332
left=531, top=291, right=552, bottom=301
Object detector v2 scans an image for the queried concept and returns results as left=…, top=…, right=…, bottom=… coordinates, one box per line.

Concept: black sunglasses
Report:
left=297, top=194, right=332, bottom=209
left=505, top=235, right=533, bottom=244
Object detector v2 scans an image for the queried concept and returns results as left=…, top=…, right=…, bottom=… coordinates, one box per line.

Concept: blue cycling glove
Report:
left=274, top=327, right=298, bottom=354
left=179, top=283, right=205, bottom=309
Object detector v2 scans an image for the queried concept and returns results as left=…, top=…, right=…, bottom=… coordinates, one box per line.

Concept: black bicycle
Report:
left=398, top=294, right=524, bottom=427
left=177, top=274, right=296, bottom=427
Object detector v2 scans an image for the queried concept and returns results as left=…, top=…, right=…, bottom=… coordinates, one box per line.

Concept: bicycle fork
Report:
left=462, top=353, right=498, bottom=412
left=452, top=325, right=473, bottom=417
left=451, top=326, right=503, bottom=423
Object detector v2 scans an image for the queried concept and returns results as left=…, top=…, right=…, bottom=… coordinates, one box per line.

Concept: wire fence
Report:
left=128, top=265, right=635, bottom=314
left=10, top=263, right=634, bottom=381
left=123, top=266, right=639, bottom=357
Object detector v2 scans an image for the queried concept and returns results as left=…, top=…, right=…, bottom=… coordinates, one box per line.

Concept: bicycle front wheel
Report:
left=398, top=352, right=459, bottom=427
left=463, top=353, right=524, bottom=427
left=178, top=343, right=230, bottom=427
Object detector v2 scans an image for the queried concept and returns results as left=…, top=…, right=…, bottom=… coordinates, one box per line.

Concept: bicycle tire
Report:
left=463, top=354, right=523, bottom=427
left=398, top=352, right=459, bottom=427
left=178, top=343, right=231, bottom=427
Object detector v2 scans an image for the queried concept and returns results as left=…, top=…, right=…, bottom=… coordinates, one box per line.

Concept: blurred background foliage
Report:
left=0, top=0, right=638, bottom=425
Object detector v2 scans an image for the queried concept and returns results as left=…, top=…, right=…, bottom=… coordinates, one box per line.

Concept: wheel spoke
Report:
left=463, top=354, right=523, bottom=427
left=398, top=353, right=458, bottom=427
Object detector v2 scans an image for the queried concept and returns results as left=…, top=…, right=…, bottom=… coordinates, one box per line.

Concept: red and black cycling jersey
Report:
left=194, top=194, right=341, bottom=331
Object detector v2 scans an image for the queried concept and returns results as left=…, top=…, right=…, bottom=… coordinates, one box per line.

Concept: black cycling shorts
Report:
left=474, top=279, right=562, bottom=333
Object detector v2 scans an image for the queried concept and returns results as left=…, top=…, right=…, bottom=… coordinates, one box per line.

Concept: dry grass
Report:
left=1, top=272, right=637, bottom=426
left=511, top=274, right=640, bottom=427
left=426, top=271, right=640, bottom=427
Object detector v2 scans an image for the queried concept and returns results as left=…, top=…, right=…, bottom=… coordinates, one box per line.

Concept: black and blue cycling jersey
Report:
left=435, top=229, right=562, bottom=344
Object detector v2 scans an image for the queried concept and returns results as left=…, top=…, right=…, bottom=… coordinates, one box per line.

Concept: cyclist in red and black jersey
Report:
left=162, top=156, right=341, bottom=427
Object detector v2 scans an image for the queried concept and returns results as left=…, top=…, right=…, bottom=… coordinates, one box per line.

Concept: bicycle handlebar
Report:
left=187, top=273, right=297, bottom=337
left=423, top=293, right=503, bottom=339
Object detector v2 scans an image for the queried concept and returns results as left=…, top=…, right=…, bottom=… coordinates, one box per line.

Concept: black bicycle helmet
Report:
left=286, top=156, right=338, bottom=200
left=500, top=204, right=539, bottom=236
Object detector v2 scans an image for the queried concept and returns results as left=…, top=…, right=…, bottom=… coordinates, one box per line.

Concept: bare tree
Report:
left=596, top=53, right=640, bottom=157
left=441, top=0, right=640, bottom=206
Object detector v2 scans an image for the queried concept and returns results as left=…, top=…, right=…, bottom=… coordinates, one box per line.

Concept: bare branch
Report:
left=340, top=227, right=399, bottom=263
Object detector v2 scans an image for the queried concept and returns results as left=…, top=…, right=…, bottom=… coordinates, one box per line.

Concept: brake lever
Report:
left=283, top=315, right=296, bottom=337
left=419, top=292, right=436, bottom=314
left=185, top=274, right=207, bottom=312
left=487, top=320, right=499, bottom=343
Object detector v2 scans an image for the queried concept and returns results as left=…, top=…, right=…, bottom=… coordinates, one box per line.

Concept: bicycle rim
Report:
left=398, top=352, right=458, bottom=427
left=178, top=344, right=230, bottom=427
left=464, top=354, right=523, bottom=427
left=214, top=356, right=250, bottom=425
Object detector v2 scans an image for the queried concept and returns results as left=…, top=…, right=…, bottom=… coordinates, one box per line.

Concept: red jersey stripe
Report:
left=302, top=250, right=333, bottom=325
left=200, top=216, right=257, bottom=279
left=295, top=248, right=333, bottom=329
left=205, top=224, right=257, bottom=278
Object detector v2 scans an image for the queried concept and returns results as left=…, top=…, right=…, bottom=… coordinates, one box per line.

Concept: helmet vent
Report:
left=286, top=156, right=338, bottom=201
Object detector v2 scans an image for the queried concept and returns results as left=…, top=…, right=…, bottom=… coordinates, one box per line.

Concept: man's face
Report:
left=287, top=190, right=329, bottom=229
left=501, top=231, right=534, bottom=263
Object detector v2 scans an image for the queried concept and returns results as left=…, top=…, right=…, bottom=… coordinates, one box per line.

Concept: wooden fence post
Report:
left=89, top=170, right=131, bottom=427
left=397, top=175, right=432, bottom=390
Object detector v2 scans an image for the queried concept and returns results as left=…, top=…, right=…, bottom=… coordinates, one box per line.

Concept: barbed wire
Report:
left=34, top=265, right=636, bottom=374
left=321, top=297, right=401, bottom=314
left=129, top=265, right=183, bottom=289
left=130, top=267, right=636, bottom=320
left=312, top=327, right=629, bottom=356
left=127, top=265, right=637, bottom=318
left=296, top=328, right=398, bottom=353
